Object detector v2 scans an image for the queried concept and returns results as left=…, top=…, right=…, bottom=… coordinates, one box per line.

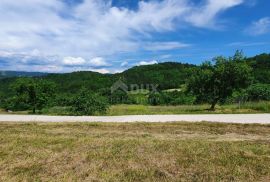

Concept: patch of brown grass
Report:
left=0, top=122, right=270, bottom=181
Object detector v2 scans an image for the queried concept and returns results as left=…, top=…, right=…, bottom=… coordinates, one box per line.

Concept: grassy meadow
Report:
left=107, top=102, right=270, bottom=115
left=39, top=101, right=270, bottom=116
left=0, top=122, right=269, bottom=181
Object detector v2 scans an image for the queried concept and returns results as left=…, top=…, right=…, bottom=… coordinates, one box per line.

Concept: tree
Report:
left=71, top=88, right=109, bottom=115
left=10, top=78, right=56, bottom=113
left=187, top=51, right=253, bottom=110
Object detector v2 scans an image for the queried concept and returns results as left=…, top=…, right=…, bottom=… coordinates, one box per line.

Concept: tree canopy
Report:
left=7, top=78, right=56, bottom=113
left=187, top=51, right=253, bottom=110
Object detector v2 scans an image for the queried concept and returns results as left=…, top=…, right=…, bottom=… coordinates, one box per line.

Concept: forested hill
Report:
left=45, top=71, right=116, bottom=93
left=120, top=62, right=195, bottom=90
left=44, top=62, right=195, bottom=93
left=0, top=53, right=269, bottom=95
left=246, top=53, right=270, bottom=84
left=0, top=71, right=47, bottom=79
left=0, top=62, right=195, bottom=96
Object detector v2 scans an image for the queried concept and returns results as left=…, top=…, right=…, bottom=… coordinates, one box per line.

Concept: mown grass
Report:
left=0, top=122, right=270, bottom=181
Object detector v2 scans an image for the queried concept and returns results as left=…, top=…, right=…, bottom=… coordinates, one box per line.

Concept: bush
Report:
left=70, top=88, right=109, bottom=116
left=246, top=83, right=270, bottom=101
left=6, top=78, right=56, bottom=113
left=148, top=92, right=163, bottom=106
left=54, top=94, right=75, bottom=106
left=148, top=91, right=195, bottom=105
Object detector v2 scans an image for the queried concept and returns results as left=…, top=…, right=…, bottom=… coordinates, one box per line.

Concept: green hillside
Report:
left=0, top=71, right=47, bottom=79
left=0, top=53, right=269, bottom=101
left=120, top=62, right=195, bottom=90
left=247, top=53, right=270, bottom=84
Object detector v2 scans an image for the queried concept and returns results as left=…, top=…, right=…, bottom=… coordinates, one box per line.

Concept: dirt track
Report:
left=0, top=114, right=269, bottom=124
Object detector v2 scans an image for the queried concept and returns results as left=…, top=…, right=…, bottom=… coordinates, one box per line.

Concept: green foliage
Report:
left=246, top=83, right=270, bottom=101
left=128, top=92, right=149, bottom=105
left=148, top=92, right=163, bottom=106
left=121, top=62, right=196, bottom=90
left=169, top=91, right=195, bottom=105
left=45, top=71, right=117, bottom=94
left=70, top=88, right=109, bottom=115
left=5, top=78, right=56, bottom=113
left=0, top=71, right=47, bottom=79
left=246, top=53, right=270, bottom=84
left=109, top=90, right=135, bottom=104
left=148, top=91, right=195, bottom=106
left=187, top=51, right=253, bottom=110
left=0, top=53, right=269, bottom=111
left=53, top=93, right=75, bottom=106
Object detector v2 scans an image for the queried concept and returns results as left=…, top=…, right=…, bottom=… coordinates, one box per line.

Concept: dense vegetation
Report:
left=187, top=52, right=253, bottom=110
left=0, top=71, right=47, bottom=79
left=0, top=52, right=269, bottom=115
left=120, top=62, right=195, bottom=90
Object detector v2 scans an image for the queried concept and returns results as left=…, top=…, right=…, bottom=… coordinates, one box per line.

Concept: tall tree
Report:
left=187, top=51, right=253, bottom=110
left=11, top=78, right=56, bottom=113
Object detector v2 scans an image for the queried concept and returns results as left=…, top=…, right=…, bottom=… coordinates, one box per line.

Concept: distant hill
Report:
left=0, top=54, right=269, bottom=98
left=0, top=71, right=47, bottom=79
left=120, top=62, right=195, bottom=90
left=246, top=53, right=270, bottom=84
left=44, top=62, right=195, bottom=93
left=45, top=71, right=116, bottom=93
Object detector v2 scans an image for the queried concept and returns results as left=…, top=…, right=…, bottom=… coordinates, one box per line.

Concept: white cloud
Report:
left=0, top=0, right=244, bottom=72
left=121, top=61, right=129, bottom=67
left=227, top=41, right=268, bottom=47
left=245, top=17, right=270, bottom=36
left=159, top=54, right=172, bottom=59
left=245, top=0, right=257, bottom=7
left=86, top=68, right=110, bottom=74
left=89, top=57, right=109, bottom=67
left=186, top=0, right=243, bottom=28
left=144, top=42, right=190, bottom=51
left=137, top=60, right=158, bottom=66
left=63, top=57, right=86, bottom=66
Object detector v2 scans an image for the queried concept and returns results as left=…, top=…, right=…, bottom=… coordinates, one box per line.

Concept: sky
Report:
left=0, top=0, right=269, bottom=73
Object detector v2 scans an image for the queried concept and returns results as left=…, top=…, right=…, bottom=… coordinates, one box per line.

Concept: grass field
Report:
left=1, top=101, right=270, bottom=116
left=106, top=102, right=270, bottom=115
left=0, top=122, right=270, bottom=181
left=38, top=102, right=270, bottom=116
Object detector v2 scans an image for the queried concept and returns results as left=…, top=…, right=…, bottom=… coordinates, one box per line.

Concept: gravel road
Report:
left=0, top=114, right=269, bottom=124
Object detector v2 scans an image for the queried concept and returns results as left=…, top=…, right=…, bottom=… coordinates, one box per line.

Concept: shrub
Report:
left=70, top=88, right=109, bottom=116
left=246, top=83, right=270, bottom=101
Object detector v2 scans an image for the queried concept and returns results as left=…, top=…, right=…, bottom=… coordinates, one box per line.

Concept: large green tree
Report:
left=10, top=78, right=56, bottom=113
left=187, top=51, right=253, bottom=110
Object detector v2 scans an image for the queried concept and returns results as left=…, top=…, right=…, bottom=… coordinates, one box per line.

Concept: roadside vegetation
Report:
left=0, top=51, right=269, bottom=115
left=0, top=122, right=269, bottom=181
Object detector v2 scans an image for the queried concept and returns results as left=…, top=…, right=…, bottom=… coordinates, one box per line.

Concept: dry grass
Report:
left=0, top=122, right=270, bottom=181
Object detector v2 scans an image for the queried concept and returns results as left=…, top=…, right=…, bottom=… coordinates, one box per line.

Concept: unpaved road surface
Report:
left=0, top=114, right=269, bottom=124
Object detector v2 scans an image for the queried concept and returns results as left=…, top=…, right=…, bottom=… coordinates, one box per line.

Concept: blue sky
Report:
left=0, top=0, right=269, bottom=73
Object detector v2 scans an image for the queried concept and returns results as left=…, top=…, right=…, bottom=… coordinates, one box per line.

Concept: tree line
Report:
left=0, top=51, right=270, bottom=114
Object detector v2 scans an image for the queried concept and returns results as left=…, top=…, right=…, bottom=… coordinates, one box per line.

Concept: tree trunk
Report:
left=210, top=99, right=218, bottom=111
left=33, top=107, right=36, bottom=114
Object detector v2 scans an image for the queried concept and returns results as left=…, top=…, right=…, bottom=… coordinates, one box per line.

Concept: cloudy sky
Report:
left=0, top=0, right=269, bottom=73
